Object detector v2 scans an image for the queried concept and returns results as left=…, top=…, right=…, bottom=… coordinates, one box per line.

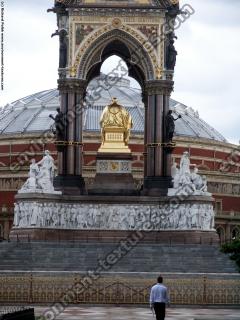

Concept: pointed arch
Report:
left=77, top=28, right=156, bottom=88
left=216, top=226, right=225, bottom=244
left=231, top=226, right=240, bottom=240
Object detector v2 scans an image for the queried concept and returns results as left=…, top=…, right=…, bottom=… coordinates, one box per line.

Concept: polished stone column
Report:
left=58, top=91, right=67, bottom=176
left=154, top=94, right=164, bottom=176
left=143, top=80, right=174, bottom=196
left=142, top=93, right=148, bottom=178
left=75, top=91, right=85, bottom=176
left=146, top=94, right=155, bottom=177
left=55, top=78, right=87, bottom=194
left=164, top=94, right=172, bottom=179
left=67, top=91, right=75, bottom=175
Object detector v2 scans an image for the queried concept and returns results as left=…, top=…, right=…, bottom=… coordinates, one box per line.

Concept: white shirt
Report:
left=150, top=283, right=170, bottom=304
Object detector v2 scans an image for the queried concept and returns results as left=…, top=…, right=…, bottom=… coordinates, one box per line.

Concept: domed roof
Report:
left=0, top=76, right=226, bottom=142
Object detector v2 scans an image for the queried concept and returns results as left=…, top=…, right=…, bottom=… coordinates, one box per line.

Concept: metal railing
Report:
left=0, top=274, right=239, bottom=305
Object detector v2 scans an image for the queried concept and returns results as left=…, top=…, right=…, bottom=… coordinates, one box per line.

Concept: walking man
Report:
left=150, top=276, right=170, bottom=320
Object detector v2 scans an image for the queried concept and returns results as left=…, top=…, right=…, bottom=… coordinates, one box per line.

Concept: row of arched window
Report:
left=216, top=226, right=240, bottom=243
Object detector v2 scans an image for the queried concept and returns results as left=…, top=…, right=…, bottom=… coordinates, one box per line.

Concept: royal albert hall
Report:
left=0, top=75, right=239, bottom=241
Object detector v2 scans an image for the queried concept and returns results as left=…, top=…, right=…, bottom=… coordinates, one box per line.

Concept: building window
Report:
left=214, top=200, right=222, bottom=214
left=231, top=227, right=240, bottom=240
left=216, top=226, right=225, bottom=244
left=1, top=205, right=7, bottom=214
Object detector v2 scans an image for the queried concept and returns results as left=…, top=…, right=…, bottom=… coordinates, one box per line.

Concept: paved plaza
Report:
left=31, top=306, right=240, bottom=320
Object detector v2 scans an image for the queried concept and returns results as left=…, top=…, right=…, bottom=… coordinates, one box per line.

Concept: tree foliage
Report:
left=221, top=239, right=240, bottom=272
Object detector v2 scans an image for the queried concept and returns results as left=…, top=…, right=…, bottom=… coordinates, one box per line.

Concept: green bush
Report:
left=221, top=239, right=240, bottom=272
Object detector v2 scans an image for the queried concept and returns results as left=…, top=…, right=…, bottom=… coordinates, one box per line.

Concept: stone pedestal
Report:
left=98, top=127, right=131, bottom=154
left=88, top=153, right=137, bottom=195
left=10, top=228, right=219, bottom=245
left=143, top=176, right=173, bottom=196
left=54, top=175, right=85, bottom=195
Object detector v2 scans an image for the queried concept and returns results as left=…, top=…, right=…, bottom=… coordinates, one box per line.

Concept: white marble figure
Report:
left=52, top=206, right=59, bottom=227
left=171, top=162, right=180, bottom=189
left=18, top=151, right=61, bottom=194
left=38, top=204, right=44, bottom=227
left=18, top=203, right=26, bottom=227
left=13, top=201, right=215, bottom=232
left=178, top=204, right=187, bottom=229
left=200, top=176, right=208, bottom=193
left=171, top=162, right=178, bottom=177
left=30, top=202, right=39, bottom=226
left=191, top=166, right=203, bottom=190
left=179, top=151, right=191, bottom=176
left=191, top=204, right=198, bottom=228
left=128, top=208, right=136, bottom=229
left=37, top=150, right=55, bottom=191
left=170, top=152, right=211, bottom=196
left=19, top=159, right=39, bottom=192
left=186, top=205, right=192, bottom=229
left=13, top=203, right=20, bottom=227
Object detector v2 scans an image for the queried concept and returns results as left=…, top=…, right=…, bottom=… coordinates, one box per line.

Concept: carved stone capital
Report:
left=144, top=80, right=174, bottom=96
left=142, top=93, right=148, bottom=106
left=58, top=78, right=87, bottom=94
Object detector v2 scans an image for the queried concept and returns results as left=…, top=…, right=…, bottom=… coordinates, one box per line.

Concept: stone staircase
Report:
left=0, top=241, right=237, bottom=273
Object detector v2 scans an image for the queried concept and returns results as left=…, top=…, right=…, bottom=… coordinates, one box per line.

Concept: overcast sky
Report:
left=0, top=0, right=239, bottom=144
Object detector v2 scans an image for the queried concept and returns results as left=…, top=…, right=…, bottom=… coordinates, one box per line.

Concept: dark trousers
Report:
left=153, top=302, right=166, bottom=320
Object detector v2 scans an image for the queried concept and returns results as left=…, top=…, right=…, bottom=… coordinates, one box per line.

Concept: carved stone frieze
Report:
left=208, top=182, right=240, bottom=196
left=69, top=8, right=165, bottom=18
left=67, top=0, right=169, bottom=7
left=13, top=200, right=215, bottom=231
left=0, top=178, right=25, bottom=191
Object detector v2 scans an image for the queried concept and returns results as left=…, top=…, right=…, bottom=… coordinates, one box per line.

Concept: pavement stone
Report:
left=29, top=306, right=240, bottom=320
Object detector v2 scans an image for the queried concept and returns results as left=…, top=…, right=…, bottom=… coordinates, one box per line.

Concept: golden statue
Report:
left=98, top=98, right=133, bottom=153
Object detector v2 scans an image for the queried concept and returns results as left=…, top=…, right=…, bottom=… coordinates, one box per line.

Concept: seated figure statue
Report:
left=169, top=152, right=211, bottom=196
left=18, top=151, right=61, bottom=194
left=19, top=159, right=39, bottom=192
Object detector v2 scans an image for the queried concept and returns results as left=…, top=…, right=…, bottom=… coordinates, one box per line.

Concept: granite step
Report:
left=0, top=241, right=237, bottom=273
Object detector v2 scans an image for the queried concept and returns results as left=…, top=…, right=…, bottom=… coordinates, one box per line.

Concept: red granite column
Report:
left=58, top=91, right=67, bottom=175
left=146, top=94, right=155, bottom=177
left=143, top=93, right=148, bottom=178
left=67, top=91, right=75, bottom=175
left=75, top=84, right=86, bottom=176
left=143, top=80, right=174, bottom=196
left=163, top=93, right=172, bottom=178
left=154, top=94, right=164, bottom=176
left=54, top=79, right=86, bottom=194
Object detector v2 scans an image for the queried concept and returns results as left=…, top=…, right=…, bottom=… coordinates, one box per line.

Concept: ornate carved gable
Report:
left=64, top=0, right=173, bottom=8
